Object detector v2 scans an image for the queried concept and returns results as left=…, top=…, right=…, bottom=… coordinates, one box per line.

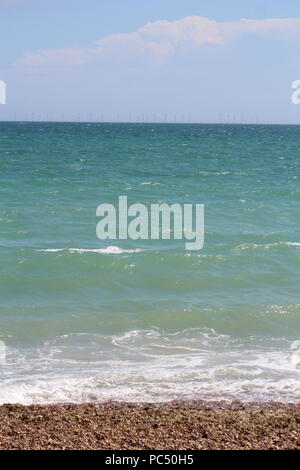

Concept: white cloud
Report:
left=16, top=48, right=93, bottom=67
left=137, top=17, right=224, bottom=47
left=14, top=16, right=300, bottom=67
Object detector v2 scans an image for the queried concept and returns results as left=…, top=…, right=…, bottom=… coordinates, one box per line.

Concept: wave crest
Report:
left=37, top=246, right=145, bottom=255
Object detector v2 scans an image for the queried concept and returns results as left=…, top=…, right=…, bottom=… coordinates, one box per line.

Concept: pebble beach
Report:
left=0, top=401, right=299, bottom=450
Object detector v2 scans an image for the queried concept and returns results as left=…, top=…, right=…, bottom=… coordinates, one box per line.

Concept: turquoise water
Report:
left=0, top=122, right=300, bottom=404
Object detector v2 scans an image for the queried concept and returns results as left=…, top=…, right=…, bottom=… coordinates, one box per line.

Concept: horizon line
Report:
left=0, top=119, right=299, bottom=126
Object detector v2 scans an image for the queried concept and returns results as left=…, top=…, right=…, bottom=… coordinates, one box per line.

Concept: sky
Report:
left=1, top=0, right=300, bottom=123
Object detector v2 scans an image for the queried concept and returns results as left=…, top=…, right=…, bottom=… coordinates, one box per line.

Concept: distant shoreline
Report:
left=0, top=401, right=299, bottom=450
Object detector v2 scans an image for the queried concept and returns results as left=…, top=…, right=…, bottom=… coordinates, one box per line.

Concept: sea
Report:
left=0, top=121, right=299, bottom=405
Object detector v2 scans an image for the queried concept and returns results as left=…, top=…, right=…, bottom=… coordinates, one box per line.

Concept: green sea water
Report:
left=0, top=122, right=300, bottom=404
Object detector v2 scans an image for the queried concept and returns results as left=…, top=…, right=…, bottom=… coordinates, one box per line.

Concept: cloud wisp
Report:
left=14, top=16, right=300, bottom=67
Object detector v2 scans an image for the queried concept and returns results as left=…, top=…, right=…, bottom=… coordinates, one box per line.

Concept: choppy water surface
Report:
left=0, top=122, right=299, bottom=404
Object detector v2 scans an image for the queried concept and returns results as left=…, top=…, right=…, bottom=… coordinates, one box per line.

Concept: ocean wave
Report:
left=1, top=330, right=300, bottom=405
left=37, top=246, right=145, bottom=255
left=234, top=241, right=300, bottom=251
left=2, top=374, right=300, bottom=406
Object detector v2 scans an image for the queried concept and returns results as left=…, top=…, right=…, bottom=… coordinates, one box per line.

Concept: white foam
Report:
left=37, top=248, right=64, bottom=253
left=235, top=241, right=300, bottom=251
left=1, top=330, right=300, bottom=405
left=37, top=246, right=145, bottom=255
left=0, top=341, right=6, bottom=364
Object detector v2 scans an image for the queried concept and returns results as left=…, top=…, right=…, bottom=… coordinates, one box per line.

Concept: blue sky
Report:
left=1, top=0, right=300, bottom=123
